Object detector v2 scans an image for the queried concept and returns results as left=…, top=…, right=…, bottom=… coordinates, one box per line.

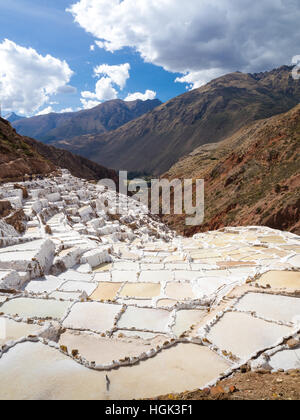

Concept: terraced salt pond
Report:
left=0, top=298, right=71, bottom=320
left=258, top=271, right=300, bottom=291
left=117, top=307, right=171, bottom=333
left=90, top=282, right=123, bottom=301
left=269, top=348, right=300, bottom=372
left=63, top=302, right=122, bottom=333
left=25, top=276, right=66, bottom=294
left=0, top=342, right=231, bottom=400
left=0, top=318, right=44, bottom=346
left=59, top=281, right=97, bottom=295
left=234, top=293, right=300, bottom=323
left=206, top=312, right=293, bottom=360
left=49, top=291, right=83, bottom=301
left=165, top=282, right=195, bottom=300
left=120, top=283, right=161, bottom=298
left=59, top=330, right=160, bottom=365
left=172, top=310, right=206, bottom=337
left=0, top=170, right=299, bottom=399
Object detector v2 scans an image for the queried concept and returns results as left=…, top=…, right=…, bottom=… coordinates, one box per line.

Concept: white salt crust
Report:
left=0, top=170, right=299, bottom=399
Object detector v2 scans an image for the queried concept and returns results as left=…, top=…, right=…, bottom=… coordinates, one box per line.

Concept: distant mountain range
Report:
left=0, top=117, right=117, bottom=184
left=4, top=112, right=26, bottom=123
left=47, top=66, right=300, bottom=175
left=2, top=64, right=300, bottom=235
left=12, top=99, right=162, bottom=144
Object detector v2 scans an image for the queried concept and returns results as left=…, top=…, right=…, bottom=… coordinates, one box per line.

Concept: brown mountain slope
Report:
left=0, top=117, right=55, bottom=182
left=0, top=118, right=117, bottom=183
left=13, top=99, right=161, bottom=144
left=162, top=104, right=300, bottom=235
left=24, top=137, right=118, bottom=183
left=57, top=66, right=300, bottom=175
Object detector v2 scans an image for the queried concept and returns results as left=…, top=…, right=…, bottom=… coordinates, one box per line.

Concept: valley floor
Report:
left=0, top=170, right=299, bottom=400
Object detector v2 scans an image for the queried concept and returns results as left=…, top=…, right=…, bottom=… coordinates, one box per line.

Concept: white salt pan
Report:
left=0, top=298, right=71, bottom=320
left=118, top=307, right=171, bottom=333
left=63, top=302, right=122, bottom=333
left=235, top=293, right=300, bottom=324
left=206, top=312, right=292, bottom=360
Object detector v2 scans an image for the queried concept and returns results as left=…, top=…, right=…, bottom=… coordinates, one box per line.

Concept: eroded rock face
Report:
left=0, top=169, right=299, bottom=400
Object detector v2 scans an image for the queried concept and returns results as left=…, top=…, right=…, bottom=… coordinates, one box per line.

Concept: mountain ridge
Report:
left=54, top=66, right=300, bottom=175
left=4, top=112, right=26, bottom=123
left=12, top=99, right=162, bottom=144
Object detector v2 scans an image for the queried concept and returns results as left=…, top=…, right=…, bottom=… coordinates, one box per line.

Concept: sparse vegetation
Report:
left=162, top=104, right=300, bottom=236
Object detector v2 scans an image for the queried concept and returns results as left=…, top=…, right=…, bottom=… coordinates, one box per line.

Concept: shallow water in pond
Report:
left=234, top=293, right=300, bottom=324
left=173, top=310, right=206, bottom=337
left=0, top=317, right=44, bottom=345
left=59, top=330, right=153, bottom=365
left=258, top=271, right=300, bottom=291
left=90, top=282, right=123, bottom=301
left=269, top=348, right=300, bottom=372
left=117, top=306, right=171, bottom=333
left=0, top=342, right=231, bottom=400
left=120, top=283, right=161, bottom=299
left=206, top=312, right=292, bottom=360
left=49, top=291, right=82, bottom=301
left=63, top=302, right=122, bottom=333
left=156, top=299, right=178, bottom=308
left=165, top=283, right=195, bottom=300
left=0, top=298, right=71, bottom=320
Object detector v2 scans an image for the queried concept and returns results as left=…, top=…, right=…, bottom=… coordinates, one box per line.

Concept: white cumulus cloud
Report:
left=94, top=63, right=130, bottom=90
left=68, top=0, right=300, bottom=88
left=175, top=68, right=226, bottom=89
left=0, top=39, right=74, bottom=114
left=60, top=107, right=75, bottom=113
left=81, top=77, right=118, bottom=103
left=36, top=106, right=54, bottom=116
left=80, top=63, right=130, bottom=107
left=80, top=99, right=102, bottom=109
left=125, top=90, right=157, bottom=102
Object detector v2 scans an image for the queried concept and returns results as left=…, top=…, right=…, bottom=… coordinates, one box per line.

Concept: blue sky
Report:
left=0, top=0, right=299, bottom=116
left=0, top=0, right=185, bottom=115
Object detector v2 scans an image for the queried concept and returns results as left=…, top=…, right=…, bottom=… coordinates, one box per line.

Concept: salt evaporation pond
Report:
left=258, top=271, right=300, bottom=291
left=90, top=283, right=123, bottom=301
left=0, top=298, right=71, bottom=320
left=1, top=170, right=300, bottom=399
left=0, top=318, right=44, bottom=346
left=235, top=293, right=300, bottom=324
left=0, top=342, right=231, bottom=400
left=117, top=306, right=171, bottom=333
left=59, top=330, right=157, bottom=365
left=269, top=348, right=300, bottom=372
left=120, top=283, right=161, bottom=298
left=206, top=312, right=292, bottom=360
left=172, top=309, right=206, bottom=337
left=63, top=302, right=122, bottom=333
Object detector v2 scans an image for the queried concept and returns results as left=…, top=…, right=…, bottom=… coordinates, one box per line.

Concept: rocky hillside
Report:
left=25, top=137, right=118, bottom=184
left=12, top=99, right=161, bottom=144
left=0, top=118, right=117, bottom=183
left=61, top=66, right=300, bottom=175
left=0, top=117, right=55, bottom=182
left=162, top=104, right=300, bottom=235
